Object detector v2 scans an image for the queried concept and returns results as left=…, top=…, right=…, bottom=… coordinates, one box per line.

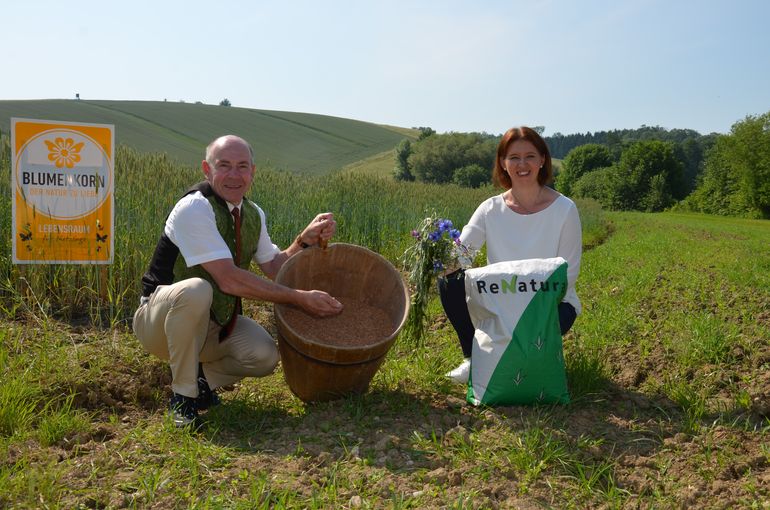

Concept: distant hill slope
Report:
left=0, top=100, right=413, bottom=174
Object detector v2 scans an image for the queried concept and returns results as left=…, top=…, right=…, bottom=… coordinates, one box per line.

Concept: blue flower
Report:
left=436, top=219, right=453, bottom=233
left=433, top=260, right=444, bottom=272
left=449, top=228, right=461, bottom=240
left=428, top=231, right=441, bottom=242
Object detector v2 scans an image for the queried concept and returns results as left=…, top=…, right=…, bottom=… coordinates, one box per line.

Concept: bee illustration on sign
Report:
left=19, top=223, right=33, bottom=250
left=19, top=224, right=32, bottom=241
left=95, top=221, right=108, bottom=252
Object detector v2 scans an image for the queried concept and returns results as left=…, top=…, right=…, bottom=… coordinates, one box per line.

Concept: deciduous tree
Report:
left=683, top=112, right=770, bottom=218
left=614, top=140, right=684, bottom=211
left=453, top=164, right=490, bottom=188
left=556, top=144, right=613, bottom=196
left=393, top=139, right=414, bottom=181
left=408, top=133, right=496, bottom=184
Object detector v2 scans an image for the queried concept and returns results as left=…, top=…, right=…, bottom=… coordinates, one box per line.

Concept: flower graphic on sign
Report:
left=45, top=137, right=84, bottom=168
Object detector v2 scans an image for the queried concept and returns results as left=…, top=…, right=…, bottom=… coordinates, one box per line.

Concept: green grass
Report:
left=0, top=99, right=406, bottom=173
left=340, top=149, right=399, bottom=177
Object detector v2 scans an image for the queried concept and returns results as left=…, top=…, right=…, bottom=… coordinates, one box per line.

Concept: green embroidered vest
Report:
left=172, top=192, right=262, bottom=326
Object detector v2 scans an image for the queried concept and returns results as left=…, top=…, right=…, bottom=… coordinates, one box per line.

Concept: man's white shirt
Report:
left=165, top=192, right=280, bottom=268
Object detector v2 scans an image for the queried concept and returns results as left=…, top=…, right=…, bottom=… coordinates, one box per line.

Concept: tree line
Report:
left=544, top=126, right=714, bottom=159
left=393, top=112, right=770, bottom=219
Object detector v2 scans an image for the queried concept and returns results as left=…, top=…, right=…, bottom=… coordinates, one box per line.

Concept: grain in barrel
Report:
left=282, top=295, right=394, bottom=347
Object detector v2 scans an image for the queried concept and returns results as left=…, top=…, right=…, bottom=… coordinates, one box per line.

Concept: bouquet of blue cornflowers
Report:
left=401, top=215, right=475, bottom=345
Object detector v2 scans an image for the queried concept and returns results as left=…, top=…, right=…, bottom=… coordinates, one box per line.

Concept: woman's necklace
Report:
left=510, top=186, right=543, bottom=215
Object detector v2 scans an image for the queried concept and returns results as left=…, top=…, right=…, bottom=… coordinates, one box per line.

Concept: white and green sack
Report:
left=464, top=257, right=570, bottom=406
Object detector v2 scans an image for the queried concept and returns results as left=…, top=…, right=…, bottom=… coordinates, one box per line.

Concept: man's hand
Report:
left=296, top=289, right=343, bottom=317
left=297, top=213, right=336, bottom=248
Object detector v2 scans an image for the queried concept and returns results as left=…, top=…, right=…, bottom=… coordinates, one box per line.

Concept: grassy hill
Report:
left=0, top=99, right=415, bottom=174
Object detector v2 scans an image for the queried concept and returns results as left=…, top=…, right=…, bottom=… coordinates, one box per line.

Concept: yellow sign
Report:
left=12, top=118, right=114, bottom=264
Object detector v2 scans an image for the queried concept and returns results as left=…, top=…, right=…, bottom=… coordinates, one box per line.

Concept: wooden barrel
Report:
left=274, top=243, right=409, bottom=402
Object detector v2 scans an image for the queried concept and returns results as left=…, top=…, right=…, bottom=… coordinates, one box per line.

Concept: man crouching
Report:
left=133, top=135, right=342, bottom=427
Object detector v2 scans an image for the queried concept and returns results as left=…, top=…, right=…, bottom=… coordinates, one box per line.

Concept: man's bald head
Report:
left=205, top=135, right=254, bottom=166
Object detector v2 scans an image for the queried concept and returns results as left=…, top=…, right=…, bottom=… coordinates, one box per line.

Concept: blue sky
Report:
left=2, top=0, right=768, bottom=136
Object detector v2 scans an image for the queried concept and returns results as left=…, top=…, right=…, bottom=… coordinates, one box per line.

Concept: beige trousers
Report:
left=132, top=278, right=279, bottom=398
